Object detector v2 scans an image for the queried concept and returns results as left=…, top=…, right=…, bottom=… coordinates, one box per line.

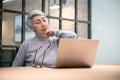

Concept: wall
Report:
left=92, top=0, right=120, bottom=64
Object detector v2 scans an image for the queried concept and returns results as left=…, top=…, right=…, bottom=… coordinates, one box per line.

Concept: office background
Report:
left=92, top=0, right=120, bottom=64
left=0, top=0, right=120, bottom=67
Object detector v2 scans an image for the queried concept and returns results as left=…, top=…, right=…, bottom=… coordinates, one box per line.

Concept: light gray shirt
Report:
left=12, top=30, right=76, bottom=67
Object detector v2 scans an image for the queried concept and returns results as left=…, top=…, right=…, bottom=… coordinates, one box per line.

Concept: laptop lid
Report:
left=55, top=38, right=99, bottom=68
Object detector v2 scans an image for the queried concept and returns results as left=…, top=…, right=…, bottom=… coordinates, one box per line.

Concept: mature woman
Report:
left=12, top=10, right=76, bottom=68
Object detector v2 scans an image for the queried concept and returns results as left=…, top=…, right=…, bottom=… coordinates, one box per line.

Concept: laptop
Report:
left=55, top=38, right=99, bottom=68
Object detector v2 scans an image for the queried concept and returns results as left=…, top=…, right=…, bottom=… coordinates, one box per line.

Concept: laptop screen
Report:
left=55, top=39, right=99, bottom=68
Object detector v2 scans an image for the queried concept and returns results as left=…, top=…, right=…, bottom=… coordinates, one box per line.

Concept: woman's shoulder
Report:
left=21, top=37, right=36, bottom=46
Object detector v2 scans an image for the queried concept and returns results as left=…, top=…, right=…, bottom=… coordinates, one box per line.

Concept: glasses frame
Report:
left=32, top=42, right=51, bottom=68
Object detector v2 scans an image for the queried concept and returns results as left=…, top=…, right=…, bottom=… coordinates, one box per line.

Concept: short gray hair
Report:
left=26, top=10, right=45, bottom=27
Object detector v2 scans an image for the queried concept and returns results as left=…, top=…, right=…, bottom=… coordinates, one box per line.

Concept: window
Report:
left=45, top=0, right=91, bottom=39
left=0, top=0, right=91, bottom=47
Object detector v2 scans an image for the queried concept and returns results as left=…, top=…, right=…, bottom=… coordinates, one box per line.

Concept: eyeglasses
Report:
left=32, top=42, right=51, bottom=68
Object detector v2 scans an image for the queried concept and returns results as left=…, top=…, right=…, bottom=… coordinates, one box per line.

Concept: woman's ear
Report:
left=29, top=25, right=35, bottom=32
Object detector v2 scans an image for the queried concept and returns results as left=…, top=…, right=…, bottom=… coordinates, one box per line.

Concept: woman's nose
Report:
left=41, top=21, right=46, bottom=26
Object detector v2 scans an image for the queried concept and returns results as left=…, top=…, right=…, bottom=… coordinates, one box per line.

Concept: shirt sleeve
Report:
left=11, top=43, right=26, bottom=67
left=54, top=30, right=77, bottom=38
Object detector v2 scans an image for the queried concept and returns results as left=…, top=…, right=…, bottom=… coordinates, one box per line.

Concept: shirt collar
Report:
left=35, top=34, right=49, bottom=41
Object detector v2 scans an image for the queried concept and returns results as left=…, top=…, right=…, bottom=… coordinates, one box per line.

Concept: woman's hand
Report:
left=47, top=30, right=54, bottom=37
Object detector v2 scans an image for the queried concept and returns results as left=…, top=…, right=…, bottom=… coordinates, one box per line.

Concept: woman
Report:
left=12, top=10, right=76, bottom=68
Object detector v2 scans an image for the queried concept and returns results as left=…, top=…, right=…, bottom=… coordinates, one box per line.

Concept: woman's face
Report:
left=30, top=15, right=49, bottom=37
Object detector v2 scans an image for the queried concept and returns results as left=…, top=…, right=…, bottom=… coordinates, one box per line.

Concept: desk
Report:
left=0, top=65, right=120, bottom=80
